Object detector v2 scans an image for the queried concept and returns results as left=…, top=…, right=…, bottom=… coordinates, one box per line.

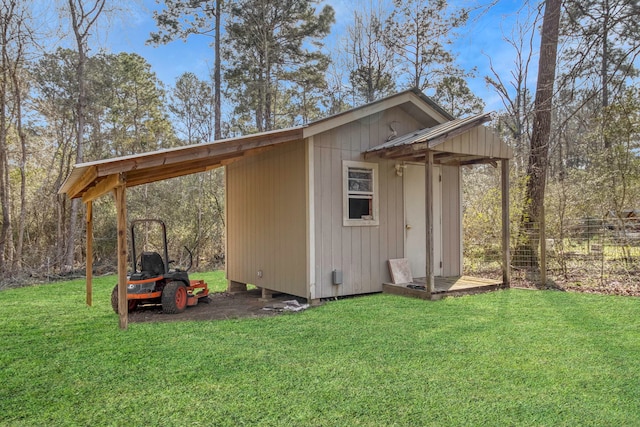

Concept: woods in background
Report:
left=0, top=0, right=639, bottom=283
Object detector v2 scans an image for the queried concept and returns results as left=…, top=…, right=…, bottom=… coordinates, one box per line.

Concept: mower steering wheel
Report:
left=184, top=246, right=193, bottom=272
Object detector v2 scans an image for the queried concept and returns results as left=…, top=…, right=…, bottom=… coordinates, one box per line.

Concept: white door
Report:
left=404, top=164, right=442, bottom=277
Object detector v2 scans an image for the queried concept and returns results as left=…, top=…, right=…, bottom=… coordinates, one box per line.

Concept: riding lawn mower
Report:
left=111, top=219, right=209, bottom=314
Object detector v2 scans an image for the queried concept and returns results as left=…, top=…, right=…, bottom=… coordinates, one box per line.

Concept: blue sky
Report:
left=73, top=0, right=539, bottom=113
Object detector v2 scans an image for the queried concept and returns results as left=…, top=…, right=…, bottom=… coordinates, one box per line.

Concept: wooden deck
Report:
left=382, top=276, right=506, bottom=300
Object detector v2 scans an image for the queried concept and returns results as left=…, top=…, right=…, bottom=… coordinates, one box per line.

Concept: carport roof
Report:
left=59, top=126, right=304, bottom=202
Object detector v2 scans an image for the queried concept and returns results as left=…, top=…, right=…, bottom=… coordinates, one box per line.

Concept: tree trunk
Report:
left=601, top=2, right=611, bottom=149
left=11, top=59, right=26, bottom=270
left=65, top=0, right=105, bottom=272
left=517, top=0, right=561, bottom=270
left=214, top=0, right=221, bottom=140
left=0, top=5, right=11, bottom=273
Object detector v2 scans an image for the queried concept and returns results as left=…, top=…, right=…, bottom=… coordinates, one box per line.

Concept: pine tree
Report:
left=224, top=0, right=334, bottom=132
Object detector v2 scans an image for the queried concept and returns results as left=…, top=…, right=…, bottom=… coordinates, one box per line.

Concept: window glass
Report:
left=343, top=161, right=378, bottom=226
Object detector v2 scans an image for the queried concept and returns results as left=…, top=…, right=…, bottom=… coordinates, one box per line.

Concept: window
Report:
left=343, top=161, right=379, bottom=226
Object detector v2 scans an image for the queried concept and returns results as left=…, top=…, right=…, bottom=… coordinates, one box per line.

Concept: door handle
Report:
left=406, top=224, right=412, bottom=230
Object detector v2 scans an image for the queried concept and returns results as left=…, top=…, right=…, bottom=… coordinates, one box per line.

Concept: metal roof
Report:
left=366, top=112, right=493, bottom=154
left=59, top=126, right=304, bottom=201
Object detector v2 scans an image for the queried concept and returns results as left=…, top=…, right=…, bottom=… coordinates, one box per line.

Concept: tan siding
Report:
left=476, top=128, right=486, bottom=156
left=435, top=126, right=513, bottom=159
left=441, top=165, right=462, bottom=276
left=313, top=108, right=415, bottom=298
left=226, top=140, right=308, bottom=298
left=313, top=144, right=323, bottom=295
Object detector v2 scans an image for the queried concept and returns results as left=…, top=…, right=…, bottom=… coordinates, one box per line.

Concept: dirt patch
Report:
left=127, top=288, right=311, bottom=323
left=510, top=276, right=640, bottom=297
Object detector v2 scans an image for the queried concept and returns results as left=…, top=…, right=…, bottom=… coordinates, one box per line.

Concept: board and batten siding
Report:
left=226, top=140, right=308, bottom=298
left=312, top=107, right=424, bottom=299
left=434, top=126, right=512, bottom=159
left=441, top=164, right=462, bottom=276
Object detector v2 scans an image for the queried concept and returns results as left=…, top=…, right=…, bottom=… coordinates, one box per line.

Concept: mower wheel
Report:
left=162, top=281, right=188, bottom=314
left=110, top=284, right=138, bottom=314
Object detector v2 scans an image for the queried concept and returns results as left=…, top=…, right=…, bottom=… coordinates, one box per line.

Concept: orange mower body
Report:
left=110, top=220, right=210, bottom=314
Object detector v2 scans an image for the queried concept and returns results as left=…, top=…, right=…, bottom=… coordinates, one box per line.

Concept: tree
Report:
left=0, top=0, right=35, bottom=272
left=345, top=6, right=395, bottom=103
left=592, top=88, right=640, bottom=221
left=149, top=0, right=223, bottom=140
left=99, top=52, right=174, bottom=157
left=432, top=74, right=484, bottom=117
left=62, top=0, right=106, bottom=271
left=31, top=48, right=80, bottom=269
left=167, top=72, right=224, bottom=268
left=170, top=72, right=214, bottom=144
left=224, top=0, right=334, bottom=132
left=386, top=0, right=470, bottom=93
left=485, top=3, right=539, bottom=173
left=519, top=0, right=562, bottom=269
left=562, top=0, right=640, bottom=119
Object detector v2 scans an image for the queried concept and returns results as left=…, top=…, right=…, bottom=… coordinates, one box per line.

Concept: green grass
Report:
left=1, top=273, right=639, bottom=426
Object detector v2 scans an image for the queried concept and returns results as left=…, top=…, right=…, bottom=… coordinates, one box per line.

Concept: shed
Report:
left=60, top=88, right=513, bottom=328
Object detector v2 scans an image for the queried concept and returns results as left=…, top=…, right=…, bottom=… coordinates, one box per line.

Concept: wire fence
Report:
left=464, top=217, right=640, bottom=288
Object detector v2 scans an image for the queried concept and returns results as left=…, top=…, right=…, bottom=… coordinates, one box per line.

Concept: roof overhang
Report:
left=364, top=113, right=513, bottom=166
left=59, top=127, right=304, bottom=202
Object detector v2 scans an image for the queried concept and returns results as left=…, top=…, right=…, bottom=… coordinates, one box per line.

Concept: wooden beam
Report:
left=458, top=157, right=496, bottom=166
left=425, top=150, right=434, bottom=297
left=113, top=178, right=128, bottom=330
left=501, top=159, right=511, bottom=286
left=66, top=166, right=98, bottom=200
left=86, top=201, right=93, bottom=306
left=125, top=164, right=213, bottom=188
left=82, top=173, right=125, bottom=204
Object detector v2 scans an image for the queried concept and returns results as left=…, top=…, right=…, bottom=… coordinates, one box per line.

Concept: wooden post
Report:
left=113, top=178, right=128, bottom=330
left=86, top=201, right=93, bottom=306
left=501, top=159, right=511, bottom=286
left=425, top=151, right=434, bottom=297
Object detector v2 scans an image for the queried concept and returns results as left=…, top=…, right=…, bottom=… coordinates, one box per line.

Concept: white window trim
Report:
left=343, top=160, right=379, bottom=227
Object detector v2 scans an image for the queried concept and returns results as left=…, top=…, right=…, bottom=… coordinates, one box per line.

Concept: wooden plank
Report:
left=501, top=159, right=511, bottom=286
left=382, top=283, right=431, bottom=300
left=313, top=144, right=322, bottom=295
left=319, top=146, right=332, bottom=297
left=425, top=151, right=434, bottom=297
left=85, top=201, right=93, bottom=307
left=330, top=146, right=343, bottom=296
left=113, top=181, right=128, bottom=330
left=341, top=152, right=353, bottom=298
left=384, top=276, right=504, bottom=299
left=82, top=173, right=125, bottom=204
left=66, top=166, right=98, bottom=199
left=459, top=275, right=503, bottom=284
left=306, top=137, right=316, bottom=300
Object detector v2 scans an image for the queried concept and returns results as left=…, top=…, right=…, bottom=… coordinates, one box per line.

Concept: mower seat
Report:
left=140, top=252, right=165, bottom=276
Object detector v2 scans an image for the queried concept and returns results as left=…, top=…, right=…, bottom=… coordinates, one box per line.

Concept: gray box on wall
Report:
left=332, top=269, right=343, bottom=285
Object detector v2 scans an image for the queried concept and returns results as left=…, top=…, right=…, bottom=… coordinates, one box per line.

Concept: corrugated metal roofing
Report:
left=366, top=112, right=492, bottom=154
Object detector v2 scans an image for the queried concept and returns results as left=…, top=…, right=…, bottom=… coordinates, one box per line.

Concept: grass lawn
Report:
left=1, top=272, right=639, bottom=426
